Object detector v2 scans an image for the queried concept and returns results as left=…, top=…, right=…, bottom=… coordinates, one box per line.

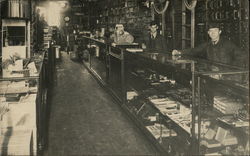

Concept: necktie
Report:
left=212, top=41, right=218, bottom=45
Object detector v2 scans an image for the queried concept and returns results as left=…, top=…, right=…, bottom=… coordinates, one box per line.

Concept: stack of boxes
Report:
left=43, top=26, right=52, bottom=49
left=214, top=96, right=243, bottom=114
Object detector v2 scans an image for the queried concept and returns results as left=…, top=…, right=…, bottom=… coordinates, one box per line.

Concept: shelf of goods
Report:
left=194, top=60, right=249, bottom=155
left=79, top=36, right=249, bottom=155
left=124, top=52, right=196, bottom=155
left=0, top=51, right=52, bottom=155
left=43, top=26, right=53, bottom=49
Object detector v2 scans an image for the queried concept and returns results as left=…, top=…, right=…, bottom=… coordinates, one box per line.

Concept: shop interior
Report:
left=0, top=0, right=249, bottom=155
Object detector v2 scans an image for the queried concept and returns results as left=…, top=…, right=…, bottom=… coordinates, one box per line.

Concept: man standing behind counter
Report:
left=142, top=21, right=167, bottom=53
left=110, top=24, right=134, bottom=44
left=172, top=23, right=247, bottom=67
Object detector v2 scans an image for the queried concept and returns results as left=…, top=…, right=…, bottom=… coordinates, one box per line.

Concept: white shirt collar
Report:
left=151, top=32, right=157, bottom=39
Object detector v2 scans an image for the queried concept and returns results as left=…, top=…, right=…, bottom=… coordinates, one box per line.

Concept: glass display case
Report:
left=81, top=36, right=109, bottom=85
left=124, top=53, right=249, bottom=155
left=108, top=45, right=125, bottom=103
left=78, top=38, right=249, bottom=155
left=81, top=36, right=140, bottom=104
left=124, top=52, right=196, bottom=155
left=194, top=60, right=249, bottom=155
left=0, top=49, right=55, bottom=155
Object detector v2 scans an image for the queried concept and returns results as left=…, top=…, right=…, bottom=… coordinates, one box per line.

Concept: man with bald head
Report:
left=110, top=24, right=134, bottom=44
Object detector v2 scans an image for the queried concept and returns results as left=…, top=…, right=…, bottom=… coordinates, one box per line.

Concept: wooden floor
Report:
left=42, top=52, right=159, bottom=156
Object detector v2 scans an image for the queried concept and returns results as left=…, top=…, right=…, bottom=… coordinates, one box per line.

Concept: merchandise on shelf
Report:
left=214, top=96, right=244, bottom=114
left=146, top=123, right=177, bottom=139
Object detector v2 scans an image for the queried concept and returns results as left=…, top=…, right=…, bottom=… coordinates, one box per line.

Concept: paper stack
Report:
left=217, top=116, right=249, bottom=127
left=0, top=81, right=10, bottom=94
left=6, top=81, right=29, bottom=94
left=27, top=62, right=38, bottom=76
left=205, top=153, right=222, bottom=156
left=146, top=123, right=177, bottom=139
left=126, top=48, right=143, bottom=53
left=216, top=127, right=237, bottom=146
left=149, top=97, right=179, bottom=115
left=127, top=91, right=138, bottom=100
left=201, top=128, right=221, bottom=148
left=214, top=96, right=243, bottom=114
left=0, top=129, right=32, bottom=155
left=1, top=94, right=36, bottom=128
left=201, top=127, right=238, bottom=148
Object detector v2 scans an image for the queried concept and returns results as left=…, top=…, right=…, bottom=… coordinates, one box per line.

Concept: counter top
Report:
left=128, top=52, right=249, bottom=91
left=81, top=36, right=249, bottom=90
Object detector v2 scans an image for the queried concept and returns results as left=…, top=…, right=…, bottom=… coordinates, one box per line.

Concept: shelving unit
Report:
left=203, top=0, right=249, bottom=52
left=43, top=26, right=52, bottom=49
left=98, top=0, right=152, bottom=39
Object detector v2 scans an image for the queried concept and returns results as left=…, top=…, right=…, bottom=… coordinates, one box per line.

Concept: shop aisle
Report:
left=43, top=52, right=159, bottom=156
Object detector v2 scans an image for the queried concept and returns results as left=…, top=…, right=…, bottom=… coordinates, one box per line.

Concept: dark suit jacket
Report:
left=183, top=38, right=246, bottom=67
left=144, top=33, right=167, bottom=53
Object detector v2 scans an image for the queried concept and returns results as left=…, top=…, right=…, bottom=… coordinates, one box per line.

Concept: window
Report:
left=3, top=26, right=25, bottom=46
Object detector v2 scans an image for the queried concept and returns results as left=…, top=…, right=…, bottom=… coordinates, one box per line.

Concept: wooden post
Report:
left=197, top=76, right=201, bottom=155
left=162, top=11, right=165, bottom=36
left=121, top=49, right=126, bottom=105
left=191, top=61, right=196, bottom=155
left=151, top=2, right=155, bottom=21
left=171, top=3, right=176, bottom=49
left=191, top=9, right=195, bottom=48
left=182, top=0, right=186, bottom=49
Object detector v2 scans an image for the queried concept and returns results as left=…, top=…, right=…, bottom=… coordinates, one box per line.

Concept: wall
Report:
left=95, top=0, right=249, bottom=52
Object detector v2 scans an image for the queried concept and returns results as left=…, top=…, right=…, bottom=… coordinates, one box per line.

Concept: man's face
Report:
left=208, top=28, right=221, bottom=41
left=116, top=26, right=124, bottom=35
left=150, top=25, right=158, bottom=33
left=117, top=29, right=124, bottom=35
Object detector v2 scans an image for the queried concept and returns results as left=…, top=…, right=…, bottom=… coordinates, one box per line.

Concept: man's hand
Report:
left=172, top=55, right=181, bottom=61
left=172, top=49, right=182, bottom=55
left=141, top=43, right=146, bottom=49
